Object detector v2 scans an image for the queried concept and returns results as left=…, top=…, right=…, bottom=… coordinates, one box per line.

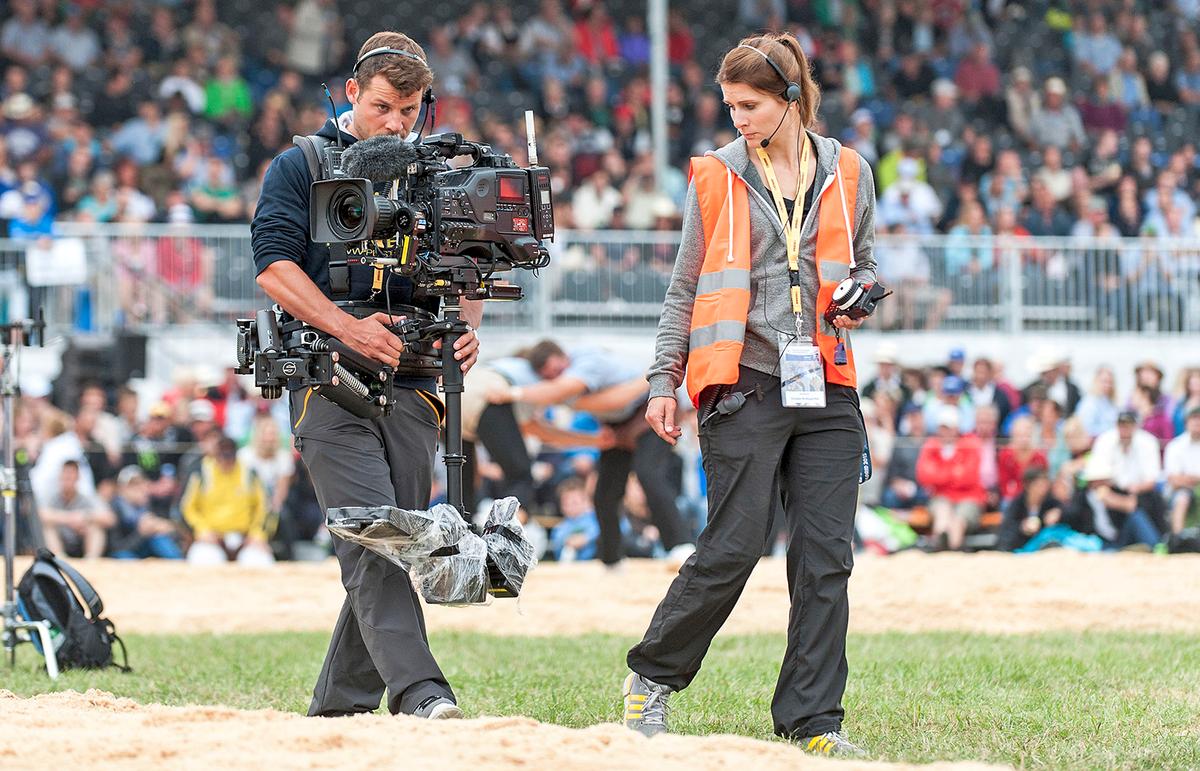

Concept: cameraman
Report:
left=251, top=31, right=480, bottom=721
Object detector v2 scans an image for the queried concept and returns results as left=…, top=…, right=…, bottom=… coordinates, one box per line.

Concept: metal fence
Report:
left=3, top=225, right=1198, bottom=336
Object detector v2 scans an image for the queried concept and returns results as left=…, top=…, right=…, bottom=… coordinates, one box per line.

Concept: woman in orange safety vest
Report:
left=620, top=32, right=879, bottom=757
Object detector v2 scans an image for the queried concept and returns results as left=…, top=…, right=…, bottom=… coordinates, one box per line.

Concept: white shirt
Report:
left=237, top=446, right=295, bottom=501
left=158, top=75, right=206, bottom=114
left=968, top=383, right=995, bottom=407
left=571, top=183, right=623, bottom=230
left=1163, top=433, right=1200, bottom=483
left=1086, top=428, right=1162, bottom=490
left=878, top=182, right=942, bottom=234
left=30, top=433, right=97, bottom=507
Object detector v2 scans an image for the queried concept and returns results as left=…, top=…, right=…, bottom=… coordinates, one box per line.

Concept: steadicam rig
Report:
left=235, top=301, right=444, bottom=419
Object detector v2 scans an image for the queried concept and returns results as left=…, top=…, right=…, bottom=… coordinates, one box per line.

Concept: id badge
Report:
left=779, top=332, right=826, bottom=408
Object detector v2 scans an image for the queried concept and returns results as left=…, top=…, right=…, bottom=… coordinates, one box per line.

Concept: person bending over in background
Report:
left=501, top=339, right=695, bottom=568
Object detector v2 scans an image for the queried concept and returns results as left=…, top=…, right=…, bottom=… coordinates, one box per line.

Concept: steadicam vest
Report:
left=685, top=147, right=860, bottom=406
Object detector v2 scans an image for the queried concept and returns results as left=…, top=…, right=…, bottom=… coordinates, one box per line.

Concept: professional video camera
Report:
left=310, top=131, right=553, bottom=300
left=236, top=131, right=554, bottom=417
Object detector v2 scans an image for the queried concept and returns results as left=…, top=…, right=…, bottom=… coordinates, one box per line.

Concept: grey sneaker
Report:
left=797, top=730, right=867, bottom=757
left=623, top=672, right=672, bottom=736
left=413, top=696, right=463, bottom=720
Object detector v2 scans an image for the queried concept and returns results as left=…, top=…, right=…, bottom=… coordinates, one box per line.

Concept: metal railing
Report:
left=3, top=225, right=1198, bottom=336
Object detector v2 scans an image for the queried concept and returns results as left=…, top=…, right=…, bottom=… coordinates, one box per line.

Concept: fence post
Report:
left=1002, top=237, right=1023, bottom=334
left=534, top=231, right=559, bottom=335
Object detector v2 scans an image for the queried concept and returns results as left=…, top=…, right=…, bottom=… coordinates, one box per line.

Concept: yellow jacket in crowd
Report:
left=181, top=457, right=270, bottom=542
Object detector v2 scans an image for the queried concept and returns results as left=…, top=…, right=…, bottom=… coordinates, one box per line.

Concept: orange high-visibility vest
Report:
left=685, top=147, right=861, bottom=406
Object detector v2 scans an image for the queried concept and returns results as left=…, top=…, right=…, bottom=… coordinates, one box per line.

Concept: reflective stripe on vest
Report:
left=685, top=147, right=861, bottom=406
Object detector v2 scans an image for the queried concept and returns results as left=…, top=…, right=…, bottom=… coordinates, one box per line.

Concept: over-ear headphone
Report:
left=737, top=43, right=802, bottom=102
left=352, top=46, right=436, bottom=106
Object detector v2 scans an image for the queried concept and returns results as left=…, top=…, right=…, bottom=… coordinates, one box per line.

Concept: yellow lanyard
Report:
left=757, top=138, right=811, bottom=318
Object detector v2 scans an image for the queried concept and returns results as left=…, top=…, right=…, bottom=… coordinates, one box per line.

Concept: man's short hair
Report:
left=557, top=476, right=588, bottom=500
left=216, top=435, right=238, bottom=459
left=525, top=339, right=565, bottom=375
left=355, top=31, right=433, bottom=97
left=1022, top=465, right=1049, bottom=488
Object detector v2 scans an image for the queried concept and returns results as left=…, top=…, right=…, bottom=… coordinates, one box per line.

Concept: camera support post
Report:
left=394, top=300, right=471, bottom=516
left=0, top=315, right=59, bottom=678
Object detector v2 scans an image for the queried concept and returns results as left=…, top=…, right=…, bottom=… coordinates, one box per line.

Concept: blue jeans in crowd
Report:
left=1112, top=510, right=1160, bottom=549
left=111, top=534, right=184, bottom=560
left=881, top=487, right=929, bottom=509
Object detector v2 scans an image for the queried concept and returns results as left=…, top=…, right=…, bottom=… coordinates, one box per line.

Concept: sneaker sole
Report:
left=427, top=703, right=464, bottom=720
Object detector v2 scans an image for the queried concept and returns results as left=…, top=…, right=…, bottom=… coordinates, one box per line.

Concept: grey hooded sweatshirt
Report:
left=647, top=132, right=878, bottom=400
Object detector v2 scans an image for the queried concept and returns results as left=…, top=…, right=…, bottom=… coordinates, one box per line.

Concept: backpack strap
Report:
left=107, top=621, right=132, bottom=673
left=292, top=134, right=327, bottom=181
left=35, top=548, right=104, bottom=619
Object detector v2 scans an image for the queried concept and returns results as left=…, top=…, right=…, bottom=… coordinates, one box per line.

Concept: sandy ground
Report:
left=0, top=690, right=1001, bottom=771
left=5, top=552, right=1196, bottom=770
left=10, top=550, right=1200, bottom=637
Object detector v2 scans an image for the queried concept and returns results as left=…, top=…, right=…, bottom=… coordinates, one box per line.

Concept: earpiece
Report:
left=737, top=44, right=802, bottom=103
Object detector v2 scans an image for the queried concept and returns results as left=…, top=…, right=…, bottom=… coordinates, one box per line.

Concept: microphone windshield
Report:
left=342, top=135, right=420, bottom=182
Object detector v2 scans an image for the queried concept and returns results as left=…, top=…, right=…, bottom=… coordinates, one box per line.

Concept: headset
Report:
left=737, top=43, right=802, bottom=103
left=352, top=46, right=436, bottom=108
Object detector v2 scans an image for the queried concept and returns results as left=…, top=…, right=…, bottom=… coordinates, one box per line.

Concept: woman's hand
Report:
left=645, top=396, right=683, bottom=446
left=832, top=315, right=866, bottom=330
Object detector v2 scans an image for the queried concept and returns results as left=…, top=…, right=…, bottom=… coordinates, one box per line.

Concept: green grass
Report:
left=5, top=631, right=1200, bottom=768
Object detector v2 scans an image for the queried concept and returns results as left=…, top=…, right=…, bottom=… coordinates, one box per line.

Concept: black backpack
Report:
left=17, top=549, right=130, bottom=671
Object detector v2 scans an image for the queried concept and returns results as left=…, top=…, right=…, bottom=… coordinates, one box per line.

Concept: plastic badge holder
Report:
left=326, top=496, right=536, bottom=605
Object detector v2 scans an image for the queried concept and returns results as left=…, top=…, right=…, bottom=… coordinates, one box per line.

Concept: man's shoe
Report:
left=413, top=696, right=463, bottom=720
left=798, top=730, right=867, bottom=757
left=623, top=672, right=672, bottom=737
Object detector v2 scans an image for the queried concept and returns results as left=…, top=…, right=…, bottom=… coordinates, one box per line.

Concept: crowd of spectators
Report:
left=12, top=368, right=323, bottom=564
left=8, top=356, right=703, bottom=565
left=3, top=0, right=1200, bottom=562
left=859, top=344, right=1200, bottom=553
left=3, top=0, right=1200, bottom=246
left=11, top=342, right=1200, bottom=565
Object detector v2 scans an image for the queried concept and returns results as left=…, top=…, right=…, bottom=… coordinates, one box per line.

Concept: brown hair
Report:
left=524, top=339, right=566, bottom=375
left=557, top=475, right=588, bottom=500
left=716, top=32, right=820, bottom=128
left=354, top=31, right=433, bottom=97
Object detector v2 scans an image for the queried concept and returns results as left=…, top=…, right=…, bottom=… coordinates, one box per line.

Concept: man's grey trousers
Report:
left=292, top=386, right=454, bottom=716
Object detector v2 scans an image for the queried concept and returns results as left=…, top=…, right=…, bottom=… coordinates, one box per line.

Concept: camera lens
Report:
left=330, top=188, right=366, bottom=239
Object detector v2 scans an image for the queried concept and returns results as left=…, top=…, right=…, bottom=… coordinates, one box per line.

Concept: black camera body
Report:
left=237, top=132, right=554, bottom=417
left=823, top=278, right=891, bottom=325
left=309, top=132, right=552, bottom=301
